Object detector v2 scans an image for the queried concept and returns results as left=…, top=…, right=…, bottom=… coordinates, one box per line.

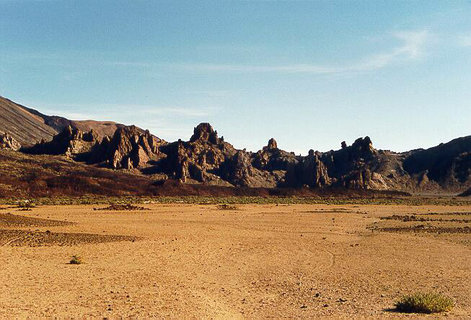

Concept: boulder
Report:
left=0, top=132, right=21, bottom=151
left=266, top=138, right=278, bottom=150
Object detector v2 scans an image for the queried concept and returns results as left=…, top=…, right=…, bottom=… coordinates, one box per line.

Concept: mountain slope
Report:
left=0, top=96, right=127, bottom=146
left=403, top=136, right=471, bottom=189
left=0, top=96, right=58, bottom=146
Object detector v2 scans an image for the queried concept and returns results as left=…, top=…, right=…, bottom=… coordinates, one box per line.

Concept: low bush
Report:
left=395, top=292, right=454, bottom=313
left=69, top=255, right=83, bottom=265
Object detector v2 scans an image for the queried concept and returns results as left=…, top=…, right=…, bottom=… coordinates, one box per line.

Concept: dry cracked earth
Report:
left=0, top=202, right=470, bottom=319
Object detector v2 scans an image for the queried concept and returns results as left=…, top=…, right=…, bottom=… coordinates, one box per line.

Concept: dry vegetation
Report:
left=395, top=292, right=454, bottom=314
left=69, top=255, right=83, bottom=265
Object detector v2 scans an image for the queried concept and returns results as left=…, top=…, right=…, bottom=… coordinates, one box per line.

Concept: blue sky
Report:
left=1, top=0, right=471, bottom=154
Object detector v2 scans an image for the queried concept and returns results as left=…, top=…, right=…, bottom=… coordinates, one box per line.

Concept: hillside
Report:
left=0, top=96, right=127, bottom=146
left=0, top=96, right=58, bottom=146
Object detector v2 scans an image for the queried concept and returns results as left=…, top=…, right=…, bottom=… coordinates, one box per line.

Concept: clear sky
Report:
left=1, top=0, right=471, bottom=154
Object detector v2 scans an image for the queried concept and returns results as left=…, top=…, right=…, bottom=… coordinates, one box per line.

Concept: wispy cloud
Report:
left=33, top=103, right=218, bottom=120
left=353, top=30, right=430, bottom=70
left=458, top=34, right=471, bottom=47
left=2, top=30, right=431, bottom=77
left=169, top=30, right=431, bottom=75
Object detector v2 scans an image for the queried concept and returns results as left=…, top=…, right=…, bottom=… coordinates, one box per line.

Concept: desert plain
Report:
left=0, top=201, right=470, bottom=319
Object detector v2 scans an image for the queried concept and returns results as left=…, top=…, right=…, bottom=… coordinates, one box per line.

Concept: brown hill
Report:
left=0, top=96, right=128, bottom=146
left=0, top=96, right=57, bottom=146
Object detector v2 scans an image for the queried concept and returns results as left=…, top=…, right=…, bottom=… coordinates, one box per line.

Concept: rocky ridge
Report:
left=15, top=121, right=471, bottom=193
left=1, top=94, right=471, bottom=194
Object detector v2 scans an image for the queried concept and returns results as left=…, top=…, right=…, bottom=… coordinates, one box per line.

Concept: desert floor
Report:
left=0, top=203, right=470, bottom=319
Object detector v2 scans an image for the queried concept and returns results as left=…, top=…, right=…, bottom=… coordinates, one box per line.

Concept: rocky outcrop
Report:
left=158, top=123, right=236, bottom=185
left=22, top=125, right=165, bottom=170
left=285, top=150, right=331, bottom=188
left=19, top=119, right=471, bottom=194
left=219, top=150, right=280, bottom=187
left=99, top=126, right=163, bottom=169
left=0, top=132, right=21, bottom=151
left=252, top=139, right=298, bottom=172
left=190, top=123, right=220, bottom=144
left=403, top=136, right=471, bottom=190
left=267, top=138, right=278, bottom=150
left=318, top=137, right=378, bottom=189
left=22, top=126, right=99, bottom=157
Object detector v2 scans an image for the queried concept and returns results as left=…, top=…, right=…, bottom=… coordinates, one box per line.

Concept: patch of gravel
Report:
left=94, top=204, right=150, bottom=211
left=0, top=213, right=73, bottom=227
left=216, top=204, right=238, bottom=210
left=0, top=229, right=137, bottom=247
left=417, top=212, right=471, bottom=216
left=371, top=225, right=471, bottom=234
left=380, top=215, right=471, bottom=223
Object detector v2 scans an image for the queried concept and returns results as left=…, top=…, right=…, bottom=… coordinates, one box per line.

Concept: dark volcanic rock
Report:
left=23, top=126, right=99, bottom=157
left=23, top=125, right=165, bottom=170
left=404, top=136, right=471, bottom=188
left=158, top=124, right=236, bottom=185
left=219, top=150, right=279, bottom=187
left=267, top=138, right=278, bottom=150
left=320, top=137, right=377, bottom=188
left=252, top=139, right=298, bottom=172
left=190, top=123, right=220, bottom=144
left=286, top=150, right=331, bottom=188
left=101, top=126, right=163, bottom=169
left=12, top=114, right=471, bottom=193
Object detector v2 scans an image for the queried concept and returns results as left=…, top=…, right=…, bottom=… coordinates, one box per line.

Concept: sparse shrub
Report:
left=395, top=292, right=454, bottom=313
left=17, top=200, right=36, bottom=210
left=217, top=204, right=238, bottom=210
left=69, top=255, right=83, bottom=265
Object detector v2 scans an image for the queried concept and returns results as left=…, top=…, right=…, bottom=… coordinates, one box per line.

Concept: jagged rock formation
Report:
left=23, top=124, right=165, bottom=170
left=285, top=150, right=331, bottom=188
left=157, top=123, right=237, bottom=185
left=321, top=137, right=380, bottom=189
left=22, top=126, right=99, bottom=157
left=0, top=132, right=21, bottom=151
left=98, top=126, right=164, bottom=169
left=10, top=115, right=471, bottom=194
left=253, top=138, right=298, bottom=172
left=219, top=149, right=281, bottom=188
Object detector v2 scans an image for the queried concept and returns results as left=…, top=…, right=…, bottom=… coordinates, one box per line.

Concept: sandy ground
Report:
left=0, top=203, right=470, bottom=319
